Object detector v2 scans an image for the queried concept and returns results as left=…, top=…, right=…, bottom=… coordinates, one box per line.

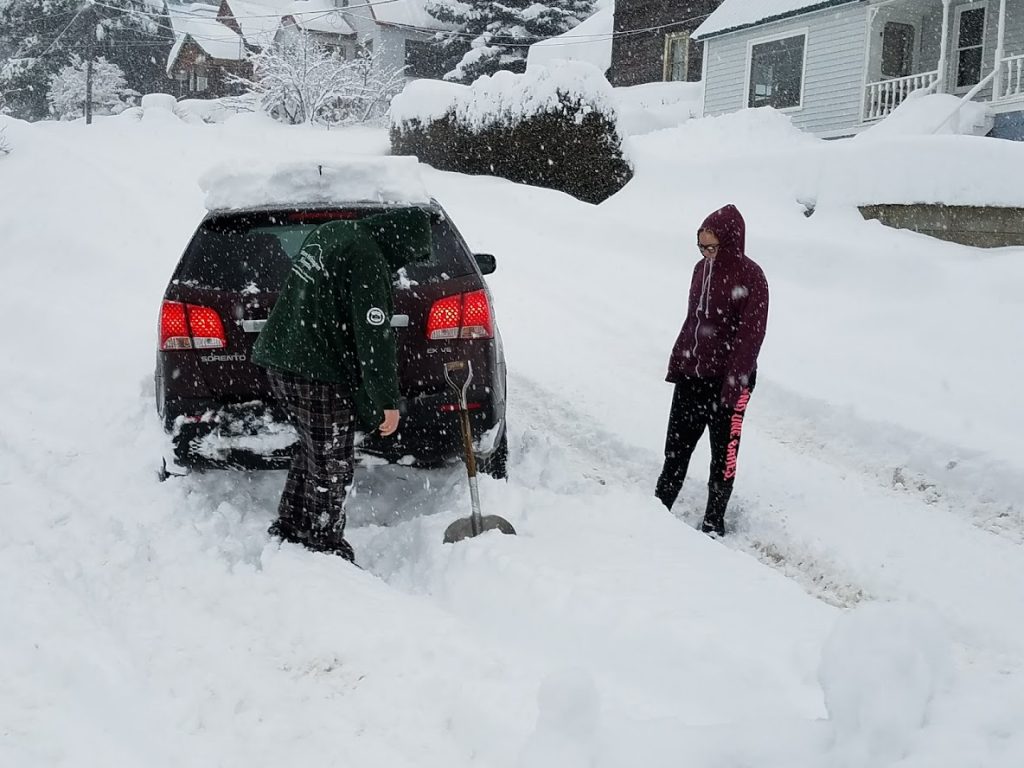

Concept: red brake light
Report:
left=426, top=294, right=462, bottom=340
left=460, top=290, right=493, bottom=339
left=287, top=210, right=362, bottom=222
left=425, top=291, right=495, bottom=341
left=160, top=301, right=191, bottom=350
left=160, top=301, right=227, bottom=351
left=185, top=305, right=227, bottom=349
left=438, top=402, right=483, bottom=412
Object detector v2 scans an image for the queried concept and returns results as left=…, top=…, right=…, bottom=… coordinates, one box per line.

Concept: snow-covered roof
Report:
left=370, top=0, right=451, bottom=30
left=693, top=0, right=862, bottom=40
left=282, top=0, right=355, bottom=35
left=199, top=157, right=431, bottom=210
left=220, top=0, right=292, bottom=47
left=526, top=4, right=613, bottom=74
left=166, top=2, right=246, bottom=72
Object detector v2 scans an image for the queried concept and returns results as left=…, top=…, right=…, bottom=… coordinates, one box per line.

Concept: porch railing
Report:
left=996, top=54, right=1024, bottom=100
left=863, top=70, right=941, bottom=121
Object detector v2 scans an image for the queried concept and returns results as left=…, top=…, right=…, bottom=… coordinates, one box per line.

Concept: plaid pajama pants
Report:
left=268, top=369, right=356, bottom=560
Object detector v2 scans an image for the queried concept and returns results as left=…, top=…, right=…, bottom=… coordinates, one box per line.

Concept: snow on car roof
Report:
left=199, top=157, right=432, bottom=211
left=693, top=0, right=862, bottom=40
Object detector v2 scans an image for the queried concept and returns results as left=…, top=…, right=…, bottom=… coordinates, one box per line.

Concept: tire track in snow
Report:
left=504, top=373, right=873, bottom=609
left=754, top=383, right=1024, bottom=546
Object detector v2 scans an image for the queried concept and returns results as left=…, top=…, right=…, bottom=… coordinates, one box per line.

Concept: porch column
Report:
left=937, top=0, right=952, bottom=93
left=994, top=0, right=1008, bottom=98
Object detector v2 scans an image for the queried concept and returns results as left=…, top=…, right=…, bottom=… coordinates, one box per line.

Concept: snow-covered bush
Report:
left=234, top=34, right=404, bottom=126
left=0, top=126, right=10, bottom=156
left=46, top=56, right=136, bottom=120
left=391, top=62, right=632, bottom=204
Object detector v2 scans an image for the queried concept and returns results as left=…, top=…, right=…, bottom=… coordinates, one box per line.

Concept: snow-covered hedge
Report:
left=390, top=63, right=632, bottom=204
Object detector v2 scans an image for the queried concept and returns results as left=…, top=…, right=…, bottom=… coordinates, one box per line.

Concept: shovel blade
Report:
left=443, top=515, right=517, bottom=544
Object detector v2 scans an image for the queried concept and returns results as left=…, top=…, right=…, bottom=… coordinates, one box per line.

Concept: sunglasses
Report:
left=697, top=243, right=720, bottom=254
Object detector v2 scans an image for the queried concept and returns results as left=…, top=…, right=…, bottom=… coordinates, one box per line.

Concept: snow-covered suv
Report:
left=155, top=199, right=508, bottom=479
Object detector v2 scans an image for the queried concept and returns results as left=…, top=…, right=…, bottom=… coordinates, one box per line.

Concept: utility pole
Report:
left=84, top=2, right=95, bottom=124
left=85, top=53, right=93, bottom=124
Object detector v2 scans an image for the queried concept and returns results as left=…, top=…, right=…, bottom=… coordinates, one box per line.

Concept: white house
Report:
left=271, top=0, right=453, bottom=78
left=693, top=0, right=1024, bottom=139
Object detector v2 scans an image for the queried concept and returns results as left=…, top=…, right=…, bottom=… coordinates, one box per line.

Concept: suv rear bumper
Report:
left=161, top=390, right=505, bottom=471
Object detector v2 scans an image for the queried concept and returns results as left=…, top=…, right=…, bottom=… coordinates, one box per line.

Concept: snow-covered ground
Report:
left=1, top=103, right=1023, bottom=767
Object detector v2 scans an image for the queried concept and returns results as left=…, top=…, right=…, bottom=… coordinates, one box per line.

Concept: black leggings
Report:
left=655, top=375, right=754, bottom=509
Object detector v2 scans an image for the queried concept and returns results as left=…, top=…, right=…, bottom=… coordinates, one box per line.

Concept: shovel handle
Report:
left=445, top=361, right=478, bottom=479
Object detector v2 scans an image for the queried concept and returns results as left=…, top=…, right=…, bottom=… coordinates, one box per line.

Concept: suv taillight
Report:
left=160, top=301, right=227, bottom=351
left=426, top=291, right=494, bottom=341
left=460, top=290, right=493, bottom=339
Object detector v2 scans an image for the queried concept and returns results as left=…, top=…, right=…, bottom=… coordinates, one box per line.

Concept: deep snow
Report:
left=1, top=103, right=1023, bottom=767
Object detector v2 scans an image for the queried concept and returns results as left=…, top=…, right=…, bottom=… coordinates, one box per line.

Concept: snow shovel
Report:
left=442, top=360, right=516, bottom=544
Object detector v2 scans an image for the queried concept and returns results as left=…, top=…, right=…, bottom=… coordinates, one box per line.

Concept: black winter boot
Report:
left=655, top=473, right=683, bottom=511
left=307, top=526, right=356, bottom=563
left=268, top=517, right=307, bottom=545
left=700, top=482, right=733, bottom=537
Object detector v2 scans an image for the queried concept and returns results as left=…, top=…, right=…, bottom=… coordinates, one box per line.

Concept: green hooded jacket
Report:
left=252, top=208, right=432, bottom=430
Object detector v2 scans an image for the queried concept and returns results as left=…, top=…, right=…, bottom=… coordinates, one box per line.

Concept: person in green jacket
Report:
left=252, top=207, right=432, bottom=561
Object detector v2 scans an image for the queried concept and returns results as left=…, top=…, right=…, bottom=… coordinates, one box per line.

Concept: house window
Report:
left=955, top=3, right=986, bottom=89
left=747, top=33, right=806, bottom=110
left=664, top=32, right=690, bottom=81
left=404, top=40, right=446, bottom=79
left=881, top=22, right=915, bottom=78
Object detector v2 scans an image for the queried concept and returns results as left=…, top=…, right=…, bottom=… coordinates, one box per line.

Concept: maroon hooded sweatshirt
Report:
left=666, top=205, right=769, bottom=407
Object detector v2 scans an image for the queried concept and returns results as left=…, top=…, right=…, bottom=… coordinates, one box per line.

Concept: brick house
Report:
left=166, top=2, right=251, bottom=97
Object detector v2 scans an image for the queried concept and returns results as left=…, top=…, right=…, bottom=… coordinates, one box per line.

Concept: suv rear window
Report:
left=173, top=207, right=473, bottom=292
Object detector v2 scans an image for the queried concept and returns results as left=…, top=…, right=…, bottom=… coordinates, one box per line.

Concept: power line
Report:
left=92, top=0, right=712, bottom=48
left=3, top=7, right=84, bottom=28
left=37, top=3, right=92, bottom=59
left=346, top=9, right=713, bottom=48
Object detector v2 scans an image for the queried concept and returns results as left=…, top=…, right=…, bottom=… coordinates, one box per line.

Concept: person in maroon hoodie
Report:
left=656, top=204, right=769, bottom=536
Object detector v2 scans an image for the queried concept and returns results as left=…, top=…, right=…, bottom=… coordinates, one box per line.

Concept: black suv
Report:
left=155, top=201, right=507, bottom=478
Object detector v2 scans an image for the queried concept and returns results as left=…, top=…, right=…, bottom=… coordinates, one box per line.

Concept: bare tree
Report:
left=233, top=33, right=405, bottom=126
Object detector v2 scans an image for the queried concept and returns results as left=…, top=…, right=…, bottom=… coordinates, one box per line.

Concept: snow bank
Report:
left=856, top=92, right=990, bottom=139
left=176, top=95, right=257, bottom=124
left=199, top=157, right=431, bottom=210
left=629, top=105, right=1024, bottom=208
left=614, top=81, right=703, bottom=135
left=391, top=61, right=620, bottom=133
left=141, top=93, right=177, bottom=113
left=820, top=603, right=953, bottom=762
left=817, top=134, right=1024, bottom=207
left=517, top=668, right=603, bottom=768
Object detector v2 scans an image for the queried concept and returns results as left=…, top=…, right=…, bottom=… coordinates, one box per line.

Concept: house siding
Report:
left=610, top=0, right=722, bottom=85
left=702, top=2, right=868, bottom=136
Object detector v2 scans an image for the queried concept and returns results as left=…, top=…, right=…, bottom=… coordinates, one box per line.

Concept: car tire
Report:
left=478, top=429, right=508, bottom=480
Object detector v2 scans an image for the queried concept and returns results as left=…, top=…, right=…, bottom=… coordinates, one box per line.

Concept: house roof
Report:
left=693, top=0, right=862, bottom=40
left=166, top=2, right=246, bottom=74
left=370, top=0, right=453, bottom=31
left=527, top=3, right=613, bottom=74
left=220, top=0, right=293, bottom=47
left=282, top=0, right=356, bottom=36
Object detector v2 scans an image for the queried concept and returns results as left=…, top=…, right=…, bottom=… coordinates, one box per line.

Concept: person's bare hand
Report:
left=379, top=409, right=400, bottom=437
